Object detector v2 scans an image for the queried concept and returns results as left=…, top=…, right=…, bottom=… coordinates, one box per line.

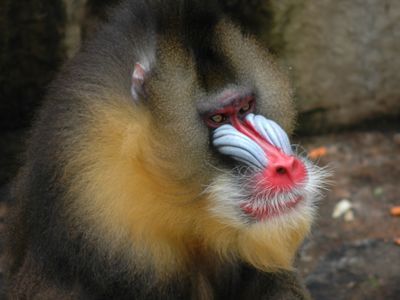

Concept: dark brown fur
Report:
left=5, top=1, right=311, bottom=299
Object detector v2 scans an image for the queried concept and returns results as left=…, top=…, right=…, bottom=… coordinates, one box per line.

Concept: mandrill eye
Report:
left=205, top=113, right=229, bottom=128
left=210, top=114, right=226, bottom=124
left=239, top=100, right=254, bottom=115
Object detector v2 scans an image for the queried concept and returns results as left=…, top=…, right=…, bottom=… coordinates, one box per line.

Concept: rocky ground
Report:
left=0, top=128, right=399, bottom=299
left=297, top=130, right=400, bottom=300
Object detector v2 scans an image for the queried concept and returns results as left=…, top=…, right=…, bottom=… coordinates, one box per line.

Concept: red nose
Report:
left=229, top=115, right=307, bottom=191
left=264, top=155, right=307, bottom=191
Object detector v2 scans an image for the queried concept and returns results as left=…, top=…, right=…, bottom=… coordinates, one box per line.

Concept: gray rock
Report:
left=268, top=0, right=400, bottom=131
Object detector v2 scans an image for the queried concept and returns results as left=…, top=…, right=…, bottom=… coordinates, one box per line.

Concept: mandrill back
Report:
left=5, top=0, right=325, bottom=299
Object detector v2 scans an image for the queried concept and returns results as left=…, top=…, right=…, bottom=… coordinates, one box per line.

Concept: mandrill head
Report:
left=74, top=15, right=328, bottom=274
left=127, top=22, right=327, bottom=226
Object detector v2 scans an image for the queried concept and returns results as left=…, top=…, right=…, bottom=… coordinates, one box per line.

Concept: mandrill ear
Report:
left=131, top=62, right=148, bottom=102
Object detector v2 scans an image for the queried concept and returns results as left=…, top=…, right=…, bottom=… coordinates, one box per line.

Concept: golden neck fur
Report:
left=62, top=100, right=311, bottom=280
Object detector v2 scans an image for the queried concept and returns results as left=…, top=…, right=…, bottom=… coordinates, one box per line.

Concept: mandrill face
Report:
left=195, top=87, right=326, bottom=228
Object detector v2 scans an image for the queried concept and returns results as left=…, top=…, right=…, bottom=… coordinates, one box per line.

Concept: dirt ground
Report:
left=297, top=130, right=400, bottom=300
left=0, top=128, right=399, bottom=299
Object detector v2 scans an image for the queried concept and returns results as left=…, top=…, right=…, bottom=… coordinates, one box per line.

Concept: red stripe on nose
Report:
left=231, top=116, right=306, bottom=191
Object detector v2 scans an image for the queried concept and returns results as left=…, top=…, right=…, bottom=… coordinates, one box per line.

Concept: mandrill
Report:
left=5, top=0, right=328, bottom=299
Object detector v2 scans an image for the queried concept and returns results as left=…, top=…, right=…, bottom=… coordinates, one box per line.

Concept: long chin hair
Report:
left=204, top=156, right=330, bottom=271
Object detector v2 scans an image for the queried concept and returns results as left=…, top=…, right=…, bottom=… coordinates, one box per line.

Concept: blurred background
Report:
left=0, top=1, right=399, bottom=299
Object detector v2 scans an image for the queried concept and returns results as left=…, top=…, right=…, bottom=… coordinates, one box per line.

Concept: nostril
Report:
left=274, top=158, right=295, bottom=176
left=261, top=157, right=307, bottom=192
left=276, top=166, right=287, bottom=175
left=263, top=157, right=307, bottom=191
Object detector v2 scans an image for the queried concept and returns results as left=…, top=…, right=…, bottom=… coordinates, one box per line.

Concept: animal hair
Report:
left=4, top=1, right=321, bottom=299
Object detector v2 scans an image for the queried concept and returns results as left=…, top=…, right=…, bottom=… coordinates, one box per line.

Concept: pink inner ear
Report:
left=131, top=62, right=146, bottom=101
left=132, top=63, right=145, bottom=84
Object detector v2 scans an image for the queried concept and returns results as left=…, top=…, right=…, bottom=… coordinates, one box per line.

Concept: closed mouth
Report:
left=240, top=195, right=304, bottom=221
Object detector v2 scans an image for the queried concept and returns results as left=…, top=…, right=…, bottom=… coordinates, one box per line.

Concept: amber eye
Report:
left=239, top=101, right=252, bottom=114
left=209, top=114, right=226, bottom=124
